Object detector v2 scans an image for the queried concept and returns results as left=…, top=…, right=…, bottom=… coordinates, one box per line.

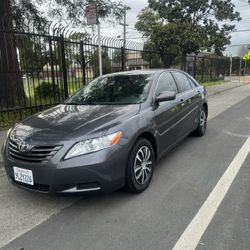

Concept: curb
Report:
left=207, top=83, right=245, bottom=97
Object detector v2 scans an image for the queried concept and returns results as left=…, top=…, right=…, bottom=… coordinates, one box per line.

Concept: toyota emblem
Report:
left=17, top=141, right=29, bottom=152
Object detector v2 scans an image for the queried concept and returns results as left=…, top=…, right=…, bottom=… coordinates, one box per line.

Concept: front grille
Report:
left=8, top=139, right=62, bottom=163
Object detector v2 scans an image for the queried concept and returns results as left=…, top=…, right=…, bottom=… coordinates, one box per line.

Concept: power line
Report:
left=230, top=29, right=250, bottom=33
left=226, top=44, right=250, bottom=47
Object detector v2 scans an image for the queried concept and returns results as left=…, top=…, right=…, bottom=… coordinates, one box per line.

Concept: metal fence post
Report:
left=121, top=46, right=125, bottom=71
left=239, top=58, right=242, bottom=82
left=210, top=58, right=213, bottom=81
left=149, top=51, right=152, bottom=68
left=193, top=55, right=197, bottom=79
left=60, top=34, right=69, bottom=99
left=80, top=41, right=86, bottom=86
left=201, top=57, right=205, bottom=82
left=48, top=37, right=57, bottom=100
left=222, top=59, right=226, bottom=78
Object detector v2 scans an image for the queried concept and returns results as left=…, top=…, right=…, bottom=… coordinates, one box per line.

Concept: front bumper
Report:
left=3, top=142, right=127, bottom=194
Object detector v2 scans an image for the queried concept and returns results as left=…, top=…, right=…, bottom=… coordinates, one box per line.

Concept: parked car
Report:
left=2, top=69, right=208, bottom=194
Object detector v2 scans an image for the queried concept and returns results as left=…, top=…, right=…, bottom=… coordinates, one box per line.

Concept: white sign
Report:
left=86, top=5, right=97, bottom=25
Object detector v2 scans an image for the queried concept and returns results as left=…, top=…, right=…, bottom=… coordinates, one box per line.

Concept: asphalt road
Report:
left=0, top=84, right=250, bottom=250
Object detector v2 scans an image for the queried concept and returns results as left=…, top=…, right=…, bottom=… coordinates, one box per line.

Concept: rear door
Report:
left=172, top=71, right=201, bottom=135
left=153, top=71, right=183, bottom=153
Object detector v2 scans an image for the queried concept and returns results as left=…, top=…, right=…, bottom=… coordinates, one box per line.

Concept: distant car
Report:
left=2, top=69, right=208, bottom=194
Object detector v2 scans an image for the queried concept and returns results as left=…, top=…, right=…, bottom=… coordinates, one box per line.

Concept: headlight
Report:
left=64, top=131, right=122, bottom=159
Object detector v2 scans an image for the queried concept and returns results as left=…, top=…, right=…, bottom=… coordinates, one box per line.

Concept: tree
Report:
left=135, top=1, right=241, bottom=69
left=0, top=0, right=125, bottom=108
left=0, top=0, right=27, bottom=108
left=17, top=36, right=48, bottom=74
left=140, top=42, right=164, bottom=68
left=11, top=0, right=125, bottom=31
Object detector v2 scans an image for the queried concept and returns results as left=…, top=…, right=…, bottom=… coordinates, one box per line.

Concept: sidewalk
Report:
left=206, top=81, right=246, bottom=96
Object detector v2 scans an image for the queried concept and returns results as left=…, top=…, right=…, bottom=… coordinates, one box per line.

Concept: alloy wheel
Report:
left=133, top=146, right=153, bottom=185
left=200, top=110, right=207, bottom=133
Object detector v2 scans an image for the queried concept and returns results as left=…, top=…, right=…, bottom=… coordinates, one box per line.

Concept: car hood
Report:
left=13, top=104, right=140, bottom=141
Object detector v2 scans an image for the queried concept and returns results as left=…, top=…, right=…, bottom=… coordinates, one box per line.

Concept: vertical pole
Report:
left=239, top=58, right=242, bottom=83
left=123, top=10, right=126, bottom=50
left=244, top=60, right=247, bottom=77
left=48, top=38, right=56, bottom=101
left=193, top=55, right=197, bottom=79
left=123, top=10, right=126, bottom=70
left=60, top=34, right=69, bottom=100
left=201, top=57, right=205, bottom=83
left=223, top=59, right=226, bottom=79
left=209, top=58, right=213, bottom=81
left=229, top=53, right=232, bottom=81
left=121, top=47, right=125, bottom=71
left=149, top=51, right=152, bottom=68
left=97, top=23, right=102, bottom=76
left=80, top=41, right=86, bottom=86
left=119, top=8, right=128, bottom=71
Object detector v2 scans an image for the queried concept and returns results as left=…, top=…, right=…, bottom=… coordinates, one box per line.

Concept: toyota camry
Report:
left=2, top=69, right=208, bottom=194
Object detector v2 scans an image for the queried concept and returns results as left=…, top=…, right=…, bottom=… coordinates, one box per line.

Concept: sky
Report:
left=100, top=0, right=250, bottom=57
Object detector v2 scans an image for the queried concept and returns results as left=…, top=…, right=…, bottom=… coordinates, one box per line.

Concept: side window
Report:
left=187, top=77, right=198, bottom=88
left=173, top=72, right=192, bottom=93
left=155, top=72, right=178, bottom=96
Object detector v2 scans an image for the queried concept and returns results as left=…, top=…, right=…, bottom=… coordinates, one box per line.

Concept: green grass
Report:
left=1, top=78, right=84, bottom=130
left=23, top=78, right=83, bottom=98
left=201, top=80, right=229, bottom=88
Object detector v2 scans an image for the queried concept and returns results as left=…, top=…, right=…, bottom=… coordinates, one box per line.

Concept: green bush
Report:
left=34, top=81, right=64, bottom=99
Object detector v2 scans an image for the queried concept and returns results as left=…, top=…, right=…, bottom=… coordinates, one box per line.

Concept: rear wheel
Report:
left=125, top=138, right=155, bottom=193
left=193, top=106, right=207, bottom=136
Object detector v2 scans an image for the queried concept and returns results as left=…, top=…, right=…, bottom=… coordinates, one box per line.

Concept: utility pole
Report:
left=123, top=10, right=127, bottom=49
left=119, top=8, right=129, bottom=70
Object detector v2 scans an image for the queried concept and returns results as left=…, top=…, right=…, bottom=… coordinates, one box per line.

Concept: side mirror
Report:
left=156, top=91, right=176, bottom=103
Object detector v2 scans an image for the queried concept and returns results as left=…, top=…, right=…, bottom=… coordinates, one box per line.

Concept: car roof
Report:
left=100, top=69, right=186, bottom=77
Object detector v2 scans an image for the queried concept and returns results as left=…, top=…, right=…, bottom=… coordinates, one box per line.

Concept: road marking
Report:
left=173, top=137, right=250, bottom=250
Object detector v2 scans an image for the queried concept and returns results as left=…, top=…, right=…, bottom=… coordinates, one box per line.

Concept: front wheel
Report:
left=125, top=138, right=155, bottom=193
left=193, top=106, right=207, bottom=136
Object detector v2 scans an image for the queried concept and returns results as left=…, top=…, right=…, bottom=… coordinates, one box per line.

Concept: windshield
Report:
left=65, top=74, right=153, bottom=105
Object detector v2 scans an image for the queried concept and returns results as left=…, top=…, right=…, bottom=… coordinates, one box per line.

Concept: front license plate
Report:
left=13, top=167, right=34, bottom=185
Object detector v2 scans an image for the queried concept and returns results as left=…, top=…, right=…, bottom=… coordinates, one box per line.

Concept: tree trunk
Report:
left=0, top=0, right=26, bottom=108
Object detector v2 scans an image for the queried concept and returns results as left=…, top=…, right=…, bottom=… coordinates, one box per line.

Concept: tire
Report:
left=193, top=106, right=207, bottom=136
left=125, top=138, right=155, bottom=193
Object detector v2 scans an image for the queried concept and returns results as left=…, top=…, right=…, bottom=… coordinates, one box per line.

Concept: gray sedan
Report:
left=2, top=69, right=208, bottom=194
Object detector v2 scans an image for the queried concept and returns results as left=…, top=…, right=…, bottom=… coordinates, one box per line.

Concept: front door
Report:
left=154, top=72, right=183, bottom=154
